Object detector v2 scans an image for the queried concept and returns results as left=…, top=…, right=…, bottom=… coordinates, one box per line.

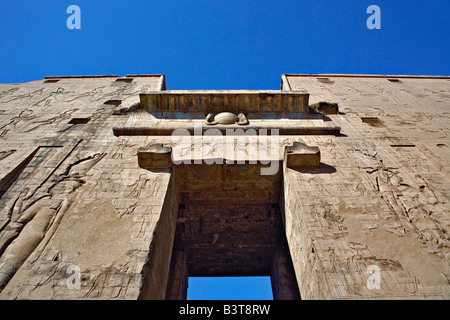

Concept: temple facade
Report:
left=0, top=74, right=448, bottom=299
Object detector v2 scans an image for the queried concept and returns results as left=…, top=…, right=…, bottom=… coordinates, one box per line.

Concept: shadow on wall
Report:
left=291, top=162, right=337, bottom=174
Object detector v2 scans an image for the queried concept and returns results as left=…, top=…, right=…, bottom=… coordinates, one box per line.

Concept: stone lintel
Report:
left=140, top=90, right=310, bottom=116
left=137, top=144, right=172, bottom=169
left=113, top=125, right=341, bottom=136
left=284, top=142, right=320, bottom=168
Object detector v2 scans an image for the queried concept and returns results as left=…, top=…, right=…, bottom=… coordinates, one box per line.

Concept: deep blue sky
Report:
left=187, top=277, right=273, bottom=300
left=1, top=0, right=449, bottom=89
left=1, top=0, right=449, bottom=300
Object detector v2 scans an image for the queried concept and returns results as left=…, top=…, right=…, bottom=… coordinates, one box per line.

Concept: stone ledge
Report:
left=284, top=142, right=321, bottom=168
left=113, top=123, right=340, bottom=136
left=137, top=144, right=172, bottom=169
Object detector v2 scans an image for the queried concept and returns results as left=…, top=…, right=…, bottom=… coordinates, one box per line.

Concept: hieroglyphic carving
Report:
left=116, top=202, right=138, bottom=219
left=0, top=109, right=36, bottom=138
left=65, top=86, right=107, bottom=102
left=22, top=109, right=78, bottom=133
left=372, top=84, right=409, bottom=106
left=0, top=87, right=20, bottom=100
left=125, top=174, right=162, bottom=199
left=33, top=88, right=65, bottom=107
left=0, top=150, right=16, bottom=161
left=93, top=86, right=141, bottom=103
left=111, top=139, right=136, bottom=160
left=1, top=88, right=44, bottom=103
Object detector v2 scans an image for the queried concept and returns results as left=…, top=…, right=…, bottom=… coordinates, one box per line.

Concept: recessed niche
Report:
left=361, top=117, right=382, bottom=124
left=388, top=79, right=401, bottom=83
left=391, top=145, right=416, bottom=148
left=44, top=79, right=60, bottom=83
left=115, top=78, right=133, bottom=83
left=317, top=77, right=334, bottom=84
left=68, top=118, right=90, bottom=125
left=103, top=100, right=122, bottom=106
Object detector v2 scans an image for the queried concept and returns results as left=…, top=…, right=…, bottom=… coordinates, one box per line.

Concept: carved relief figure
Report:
left=66, top=86, right=107, bottom=102
left=125, top=174, right=151, bottom=199
left=125, top=174, right=162, bottom=199
left=1, top=88, right=44, bottom=103
left=94, top=86, right=141, bottom=103
left=0, top=198, right=62, bottom=290
left=356, top=148, right=449, bottom=248
left=0, top=152, right=106, bottom=291
left=22, top=109, right=78, bottom=132
left=33, top=87, right=65, bottom=107
left=112, top=139, right=134, bottom=159
left=0, top=109, right=36, bottom=138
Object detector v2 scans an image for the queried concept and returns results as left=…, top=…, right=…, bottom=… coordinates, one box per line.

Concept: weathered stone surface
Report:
left=0, top=73, right=448, bottom=300
left=0, top=75, right=168, bottom=300
left=282, top=74, right=450, bottom=299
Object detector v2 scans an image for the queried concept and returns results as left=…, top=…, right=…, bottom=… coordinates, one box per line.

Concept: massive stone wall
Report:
left=0, top=75, right=172, bottom=299
left=282, top=75, right=449, bottom=299
left=0, top=74, right=448, bottom=300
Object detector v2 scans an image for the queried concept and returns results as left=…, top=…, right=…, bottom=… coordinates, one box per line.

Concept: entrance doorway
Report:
left=165, top=162, right=300, bottom=300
